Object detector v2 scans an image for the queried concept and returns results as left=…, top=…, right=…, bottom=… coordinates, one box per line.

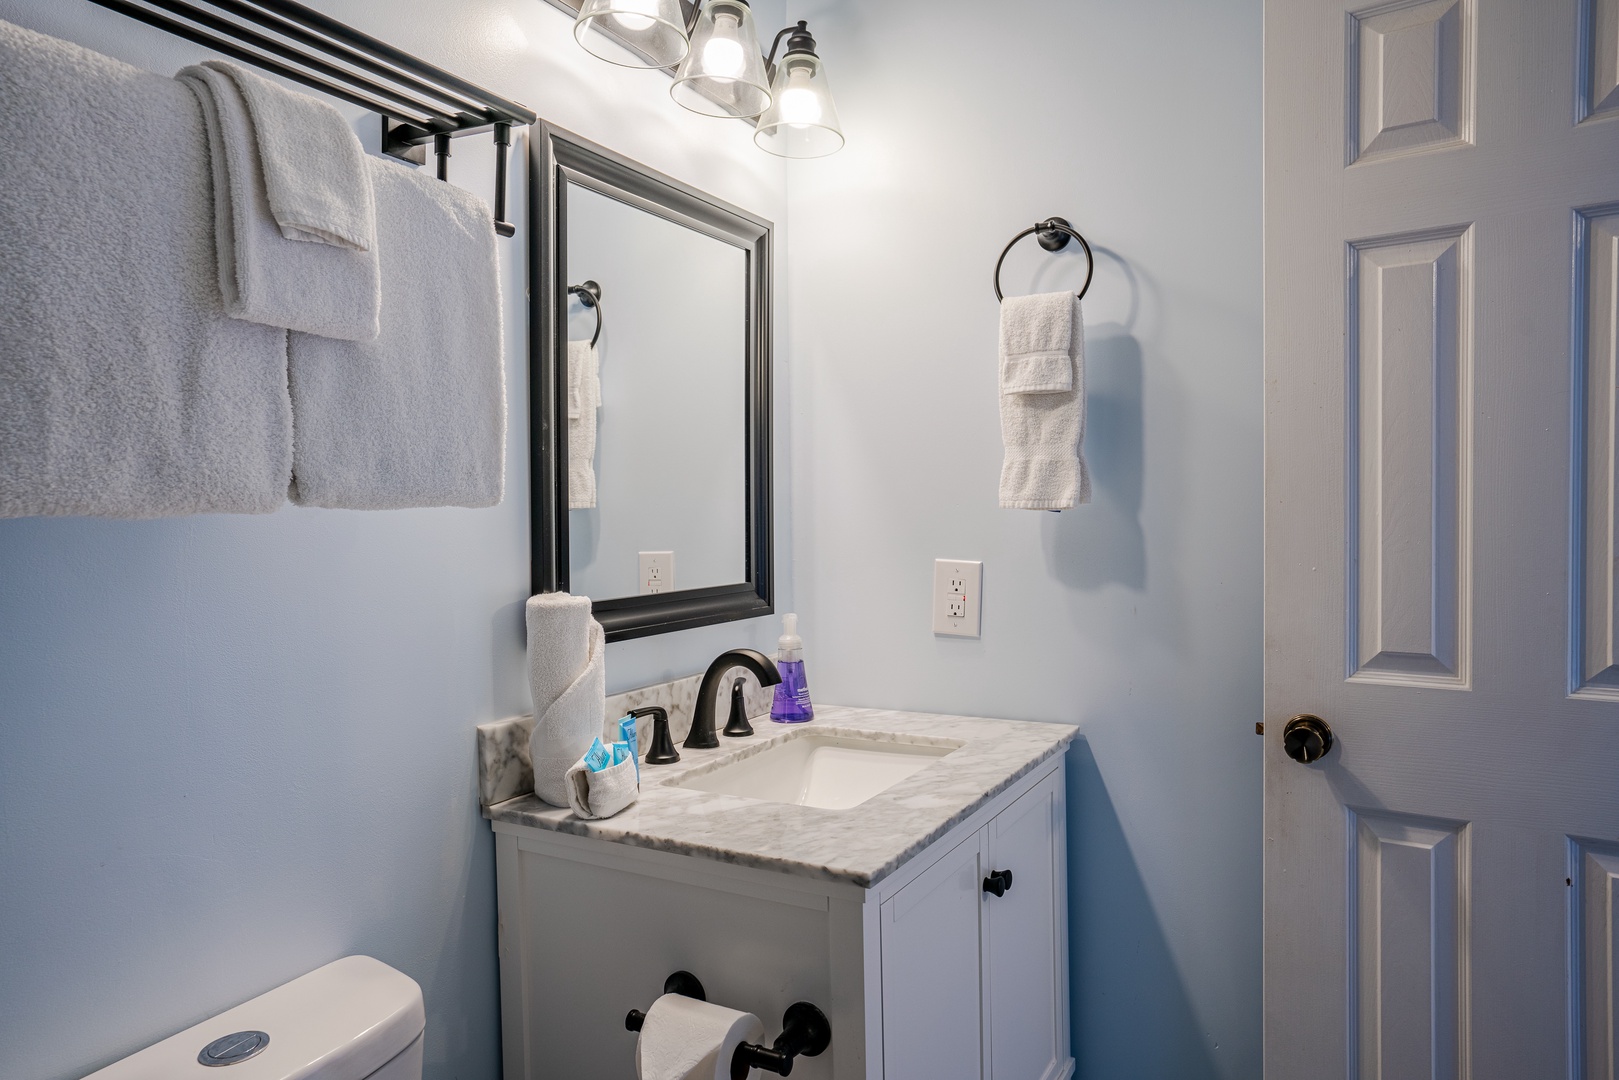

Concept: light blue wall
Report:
left=782, top=0, right=1264, bottom=1075
left=0, top=2, right=785, bottom=1077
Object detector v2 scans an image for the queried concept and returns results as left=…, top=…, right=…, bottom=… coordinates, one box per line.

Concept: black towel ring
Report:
left=993, top=217, right=1094, bottom=302
left=568, top=280, right=603, bottom=347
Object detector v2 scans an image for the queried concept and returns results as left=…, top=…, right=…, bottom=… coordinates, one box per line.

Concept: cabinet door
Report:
left=984, top=773, right=1064, bottom=1080
left=880, top=831, right=986, bottom=1080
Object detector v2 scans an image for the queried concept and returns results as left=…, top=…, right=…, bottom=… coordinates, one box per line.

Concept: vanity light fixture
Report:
left=573, top=0, right=691, bottom=68
left=571, top=1, right=844, bottom=155
left=670, top=0, right=772, bottom=118
left=753, top=21, right=842, bottom=158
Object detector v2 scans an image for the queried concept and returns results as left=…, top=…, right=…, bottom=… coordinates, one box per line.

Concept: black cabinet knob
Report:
left=982, top=869, right=1013, bottom=897
left=1282, top=714, right=1333, bottom=764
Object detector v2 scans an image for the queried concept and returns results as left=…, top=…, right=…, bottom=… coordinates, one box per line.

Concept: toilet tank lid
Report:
left=82, top=956, right=425, bottom=1080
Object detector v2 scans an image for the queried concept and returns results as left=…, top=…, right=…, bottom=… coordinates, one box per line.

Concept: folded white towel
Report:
left=998, top=291, right=1090, bottom=510
left=568, top=339, right=600, bottom=509
left=565, top=754, right=638, bottom=819
left=527, top=593, right=606, bottom=808
left=287, top=157, right=504, bottom=509
left=0, top=19, right=291, bottom=519
left=199, top=60, right=375, bottom=251
left=177, top=65, right=380, bottom=341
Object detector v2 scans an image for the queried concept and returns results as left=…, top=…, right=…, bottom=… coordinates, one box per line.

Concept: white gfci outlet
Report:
left=933, top=559, right=982, bottom=638
left=639, top=551, right=674, bottom=595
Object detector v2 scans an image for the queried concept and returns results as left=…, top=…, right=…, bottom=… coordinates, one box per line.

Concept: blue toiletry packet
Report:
left=611, top=741, right=630, bottom=766
left=582, top=737, right=611, bottom=772
left=617, top=714, right=639, bottom=780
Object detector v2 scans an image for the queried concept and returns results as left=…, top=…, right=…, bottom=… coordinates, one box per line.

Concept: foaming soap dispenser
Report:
left=770, top=613, right=814, bottom=723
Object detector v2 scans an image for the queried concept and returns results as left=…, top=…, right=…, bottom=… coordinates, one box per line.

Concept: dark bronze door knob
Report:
left=1282, top=715, right=1333, bottom=764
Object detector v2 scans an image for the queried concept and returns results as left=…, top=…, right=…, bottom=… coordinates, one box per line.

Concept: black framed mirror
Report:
left=529, top=122, right=773, bottom=642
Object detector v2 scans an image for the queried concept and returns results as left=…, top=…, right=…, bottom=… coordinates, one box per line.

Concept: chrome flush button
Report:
left=198, top=1030, right=269, bottom=1067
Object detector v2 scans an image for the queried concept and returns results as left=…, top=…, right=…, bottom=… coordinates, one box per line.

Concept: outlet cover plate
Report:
left=933, top=559, right=982, bottom=638
left=639, top=551, right=674, bottom=595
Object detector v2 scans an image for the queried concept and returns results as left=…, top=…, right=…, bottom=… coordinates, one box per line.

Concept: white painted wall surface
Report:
left=782, top=1, right=1264, bottom=1076
left=0, top=2, right=786, bottom=1078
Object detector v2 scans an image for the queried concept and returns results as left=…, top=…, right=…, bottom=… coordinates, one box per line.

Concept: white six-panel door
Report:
left=1264, top=0, right=1619, bottom=1076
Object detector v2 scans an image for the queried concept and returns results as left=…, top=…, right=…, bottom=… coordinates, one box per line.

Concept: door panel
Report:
left=1348, top=226, right=1472, bottom=686
left=985, top=775, right=1061, bottom=1080
left=880, top=832, right=985, bottom=1080
left=1349, top=811, right=1468, bottom=1080
left=1573, top=205, right=1619, bottom=695
left=1265, top=0, right=1619, bottom=1076
left=1571, top=837, right=1619, bottom=1080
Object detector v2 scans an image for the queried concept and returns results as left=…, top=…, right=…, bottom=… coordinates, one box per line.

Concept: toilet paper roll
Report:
left=635, top=993, right=765, bottom=1080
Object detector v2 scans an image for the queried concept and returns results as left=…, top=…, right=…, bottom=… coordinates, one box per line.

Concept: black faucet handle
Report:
left=723, top=677, right=755, bottom=738
left=632, top=706, right=679, bottom=765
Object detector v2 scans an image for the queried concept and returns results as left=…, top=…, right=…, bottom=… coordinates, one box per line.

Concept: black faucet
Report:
left=686, top=648, right=780, bottom=750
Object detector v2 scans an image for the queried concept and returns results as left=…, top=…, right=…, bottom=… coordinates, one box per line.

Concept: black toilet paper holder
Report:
left=625, top=970, right=832, bottom=1079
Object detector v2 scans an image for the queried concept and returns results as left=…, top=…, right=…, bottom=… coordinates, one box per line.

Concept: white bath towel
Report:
left=287, top=156, right=504, bottom=509
left=565, top=754, right=638, bottom=819
left=0, top=19, right=291, bottom=519
left=199, top=60, right=375, bottom=251
left=527, top=593, right=606, bottom=808
left=177, top=65, right=380, bottom=341
left=568, top=339, right=600, bottom=509
left=998, top=291, right=1090, bottom=510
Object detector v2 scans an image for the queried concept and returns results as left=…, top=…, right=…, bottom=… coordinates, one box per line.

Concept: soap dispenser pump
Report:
left=770, top=613, right=814, bottom=723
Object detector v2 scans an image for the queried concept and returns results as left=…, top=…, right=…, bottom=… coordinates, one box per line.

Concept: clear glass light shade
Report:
left=671, top=0, right=772, bottom=118
left=574, top=0, right=690, bottom=69
left=754, top=53, right=843, bottom=158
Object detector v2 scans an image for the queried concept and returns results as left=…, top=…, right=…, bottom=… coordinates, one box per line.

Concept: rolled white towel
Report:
left=527, top=593, right=606, bottom=807
left=177, top=64, right=380, bottom=341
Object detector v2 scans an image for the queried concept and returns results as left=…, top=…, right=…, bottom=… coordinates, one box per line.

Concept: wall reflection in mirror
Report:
left=564, top=184, right=748, bottom=598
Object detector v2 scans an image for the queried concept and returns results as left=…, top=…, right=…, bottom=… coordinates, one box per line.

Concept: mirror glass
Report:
left=564, top=185, right=748, bottom=598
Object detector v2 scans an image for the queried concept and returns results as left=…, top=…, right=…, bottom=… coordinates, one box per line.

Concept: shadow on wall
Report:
left=1041, top=326, right=1145, bottom=590
left=1067, top=738, right=1221, bottom=1078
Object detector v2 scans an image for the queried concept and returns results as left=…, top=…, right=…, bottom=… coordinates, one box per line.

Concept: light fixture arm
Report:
left=678, top=0, right=701, bottom=34
left=762, top=19, right=814, bottom=79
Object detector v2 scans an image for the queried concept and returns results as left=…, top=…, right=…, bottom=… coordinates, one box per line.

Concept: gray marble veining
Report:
left=475, top=672, right=775, bottom=809
left=482, top=704, right=1077, bottom=888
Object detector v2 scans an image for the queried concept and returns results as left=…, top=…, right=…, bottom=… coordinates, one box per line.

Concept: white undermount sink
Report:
left=671, top=733, right=961, bottom=810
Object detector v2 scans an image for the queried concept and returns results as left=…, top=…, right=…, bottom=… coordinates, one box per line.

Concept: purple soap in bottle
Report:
left=770, top=613, right=814, bottom=723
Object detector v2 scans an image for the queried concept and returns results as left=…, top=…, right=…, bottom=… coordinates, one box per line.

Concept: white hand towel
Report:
left=527, top=593, right=606, bottom=807
left=199, top=60, right=375, bottom=251
left=567, top=339, right=600, bottom=509
left=287, top=157, right=505, bottom=510
left=0, top=19, right=291, bottom=519
left=998, top=291, right=1090, bottom=510
left=565, top=754, right=638, bottom=819
left=636, top=994, right=764, bottom=1080
left=177, top=65, right=380, bottom=341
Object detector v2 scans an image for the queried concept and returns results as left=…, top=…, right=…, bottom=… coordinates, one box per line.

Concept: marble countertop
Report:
left=483, top=705, right=1077, bottom=888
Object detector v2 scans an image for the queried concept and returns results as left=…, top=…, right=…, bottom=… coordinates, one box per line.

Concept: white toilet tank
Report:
left=83, top=955, right=425, bottom=1080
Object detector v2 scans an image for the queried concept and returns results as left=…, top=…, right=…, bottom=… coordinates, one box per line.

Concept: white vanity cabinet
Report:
left=879, top=771, right=1069, bottom=1080
left=490, top=754, right=1070, bottom=1080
